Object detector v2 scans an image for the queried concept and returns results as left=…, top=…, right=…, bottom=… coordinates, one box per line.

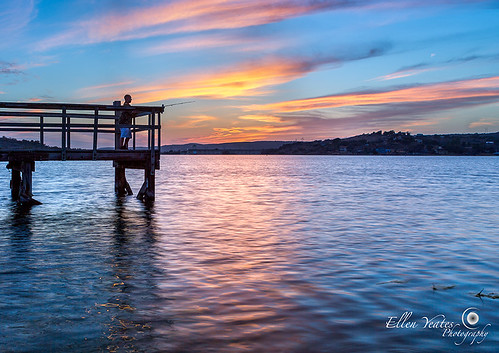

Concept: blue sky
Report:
left=1, top=0, right=498, bottom=144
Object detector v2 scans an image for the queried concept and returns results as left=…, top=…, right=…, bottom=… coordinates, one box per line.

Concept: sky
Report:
left=1, top=0, right=499, bottom=145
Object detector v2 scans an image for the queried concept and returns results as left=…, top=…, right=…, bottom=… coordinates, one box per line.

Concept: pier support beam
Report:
left=115, top=164, right=133, bottom=196
left=136, top=163, right=155, bottom=202
left=7, top=160, right=41, bottom=205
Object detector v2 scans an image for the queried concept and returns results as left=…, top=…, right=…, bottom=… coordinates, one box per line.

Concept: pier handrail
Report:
left=0, top=101, right=165, bottom=160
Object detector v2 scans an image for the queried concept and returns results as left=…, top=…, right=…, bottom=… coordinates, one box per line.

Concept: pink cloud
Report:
left=36, top=0, right=391, bottom=50
left=248, top=76, right=499, bottom=112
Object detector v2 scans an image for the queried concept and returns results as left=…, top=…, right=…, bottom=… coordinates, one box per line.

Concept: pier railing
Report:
left=0, top=101, right=164, bottom=159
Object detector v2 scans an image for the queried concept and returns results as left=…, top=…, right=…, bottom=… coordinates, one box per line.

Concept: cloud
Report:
left=0, top=56, right=59, bottom=81
left=0, top=1, right=36, bottom=47
left=81, top=57, right=312, bottom=103
left=167, top=115, right=218, bottom=129
left=38, top=0, right=364, bottom=50
left=238, top=114, right=285, bottom=123
left=0, top=61, right=25, bottom=76
left=468, top=118, right=498, bottom=129
left=373, top=66, right=437, bottom=81
left=80, top=43, right=390, bottom=104
left=37, top=0, right=477, bottom=51
left=188, top=124, right=302, bottom=143
left=144, top=34, right=248, bottom=55
left=248, top=76, right=499, bottom=112
left=372, top=54, right=499, bottom=81
left=142, top=32, right=288, bottom=55
left=39, top=0, right=497, bottom=52
left=78, top=81, right=135, bottom=97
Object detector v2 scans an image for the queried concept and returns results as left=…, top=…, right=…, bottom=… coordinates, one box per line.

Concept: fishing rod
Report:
left=133, top=101, right=194, bottom=116
left=163, top=101, right=195, bottom=108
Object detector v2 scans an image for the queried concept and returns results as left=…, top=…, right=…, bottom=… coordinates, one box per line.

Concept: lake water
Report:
left=0, top=155, right=498, bottom=352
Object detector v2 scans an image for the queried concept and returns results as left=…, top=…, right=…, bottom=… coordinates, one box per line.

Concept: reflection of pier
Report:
left=0, top=101, right=164, bottom=204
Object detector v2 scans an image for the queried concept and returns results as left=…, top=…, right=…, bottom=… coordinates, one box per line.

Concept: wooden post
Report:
left=146, top=164, right=155, bottom=201
left=62, top=107, right=67, bottom=160
left=158, top=112, right=161, bottom=154
left=114, top=101, right=121, bottom=150
left=115, top=165, right=126, bottom=196
left=67, top=117, right=71, bottom=150
left=93, top=109, right=98, bottom=160
left=150, top=112, right=156, bottom=177
left=40, top=116, right=44, bottom=146
left=21, top=161, right=33, bottom=197
left=115, top=163, right=132, bottom=196
left=132, top=116, right=136, bottom=150
left=114, top=100, right=122, bottom=197
left=7, top=160, right=41, bottom=205
left=147, top=114, right=151, bottom=150
left=136, top=156, right=155, bottom=202
left=8, top=161, right=21, bottom=201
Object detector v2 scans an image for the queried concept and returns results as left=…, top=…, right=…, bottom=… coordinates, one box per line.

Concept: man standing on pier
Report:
left=119, top=94, right=137, bottom=150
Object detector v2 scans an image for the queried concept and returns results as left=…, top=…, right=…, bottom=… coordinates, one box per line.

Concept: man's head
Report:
left=124, top=94, right=132, bottom=104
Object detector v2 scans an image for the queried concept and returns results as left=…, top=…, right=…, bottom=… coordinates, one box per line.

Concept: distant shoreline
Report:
left=162, top=131, right=499, bottom=156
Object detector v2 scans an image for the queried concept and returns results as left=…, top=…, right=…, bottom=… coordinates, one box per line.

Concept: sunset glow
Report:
left=1, top=0, right=498, bottom=144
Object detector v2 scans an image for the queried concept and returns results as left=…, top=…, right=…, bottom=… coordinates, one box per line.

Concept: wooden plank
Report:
left=0, top=101, right=164, bottom=113
left=136, top=180, right=147, bottom=200
left=0, top=122, right=152, bottom=129
left=0, top=111, right=119, bottom=119
left=0, top=128, right=116, bottom=133
left=1, top=150, right=159, bottom=162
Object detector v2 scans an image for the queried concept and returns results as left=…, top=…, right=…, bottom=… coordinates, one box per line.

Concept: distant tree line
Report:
left=264, top=131, right=499, bottom=155
left=0, top=136, right=57, bottom=150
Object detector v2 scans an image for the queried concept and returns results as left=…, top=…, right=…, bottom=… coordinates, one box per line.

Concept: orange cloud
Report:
left=81, top=57, right=313, bottom=103
left=249, top=76, right=499, bottom=112
left=167, top=115, right=218, bottom=129
left=188, top=124, right=301, bottom=143
left=468, top=119, right=498, bottom=129
left=238, top=114, right=285, bottom=123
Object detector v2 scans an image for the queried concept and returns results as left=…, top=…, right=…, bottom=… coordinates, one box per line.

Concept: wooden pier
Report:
left=0, top=101, right=164, bottom=205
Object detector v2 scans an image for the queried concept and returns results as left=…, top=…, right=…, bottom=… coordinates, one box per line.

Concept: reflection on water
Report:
left=0, top=156, right=498, bottom=352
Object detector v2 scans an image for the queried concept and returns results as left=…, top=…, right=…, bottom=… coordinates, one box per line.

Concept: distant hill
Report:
left=0, top=136, right=58, bottom=150
left=162, top=141, right=292, bottom=154
left=265, top=131, right=499, bottom=156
